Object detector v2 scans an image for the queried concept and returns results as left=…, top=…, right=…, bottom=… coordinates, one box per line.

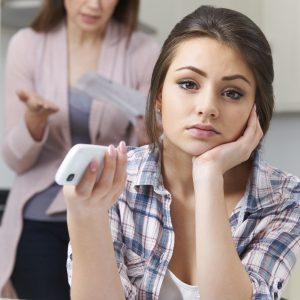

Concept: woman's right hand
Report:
left=63, top=141, right=127, bottom=219
left=17, top=90, right=59, bottom=141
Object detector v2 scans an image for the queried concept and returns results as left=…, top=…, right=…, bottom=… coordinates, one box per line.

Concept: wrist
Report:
left=25, top=111, right=48, bottom=141
left=67, top=206, right=109, bottom=223
left=68, top=209, right=110, bottom=237
left=193, top=164, right=224, bottom=192
left=193, top=160, right=223, bottom=177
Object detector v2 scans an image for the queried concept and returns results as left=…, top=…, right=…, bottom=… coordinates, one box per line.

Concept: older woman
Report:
left=0, top=0, right=159, bottom=298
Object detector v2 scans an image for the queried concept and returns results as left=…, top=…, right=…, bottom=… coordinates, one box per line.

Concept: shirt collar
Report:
left=246, top=150, right=276, bottom=211
left=126, top=145, right=168, bottom=196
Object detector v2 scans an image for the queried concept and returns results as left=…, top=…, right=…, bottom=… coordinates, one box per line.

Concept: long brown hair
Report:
left=31, top=0, right=139, bottom=35
left=146, top=5, right=274, bottom=149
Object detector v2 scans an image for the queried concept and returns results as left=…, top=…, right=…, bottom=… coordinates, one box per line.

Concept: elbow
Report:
left=2, top=147, right=33, bottom=174
left=3, top=160, right=31, bottom=175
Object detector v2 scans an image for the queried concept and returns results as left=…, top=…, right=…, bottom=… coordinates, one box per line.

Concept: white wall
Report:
left=263, top=114, right=300, bottom=177
left=261, top=0, right=300, bottom=112
left=139, top=0, right=263, bottom=44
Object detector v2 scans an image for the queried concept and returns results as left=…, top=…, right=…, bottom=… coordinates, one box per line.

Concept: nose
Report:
left=87, top=0, right=101, bottom=8
left=195, top=89, right=219, bottom=119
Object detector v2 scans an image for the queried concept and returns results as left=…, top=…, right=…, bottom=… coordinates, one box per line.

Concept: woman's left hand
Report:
left=193, top=105, right=263, bottom=175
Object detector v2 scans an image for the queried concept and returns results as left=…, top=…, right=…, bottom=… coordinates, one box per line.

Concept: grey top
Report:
left=23, top=87, right=92, bottom=222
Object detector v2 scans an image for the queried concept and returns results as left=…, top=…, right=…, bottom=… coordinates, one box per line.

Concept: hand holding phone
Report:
left=55, top=144, right=108, bottom=185
left=59, top=142, right=128, bottom=218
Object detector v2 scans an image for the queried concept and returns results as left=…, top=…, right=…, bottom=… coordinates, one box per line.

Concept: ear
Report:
left=155, top=90, right=162, bottom=112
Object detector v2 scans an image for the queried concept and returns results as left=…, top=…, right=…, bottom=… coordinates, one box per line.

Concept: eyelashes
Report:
left=176, top=79, right=244, bottom=100
left=177, top=79, right=199, bottom=90
left=222, top=89, right=244, bottom=100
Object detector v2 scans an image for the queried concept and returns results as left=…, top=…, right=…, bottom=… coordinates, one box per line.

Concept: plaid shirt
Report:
left=67, top=145, right=300, bottom=300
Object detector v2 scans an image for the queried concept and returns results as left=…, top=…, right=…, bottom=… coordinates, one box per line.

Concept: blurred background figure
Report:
left=0, top=0, right=159, bottom=299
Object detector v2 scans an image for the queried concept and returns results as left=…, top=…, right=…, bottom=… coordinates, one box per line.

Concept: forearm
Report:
left=2, top=118, right=48, bottom=173
left=25, top=110, right=48, bottom=142
left=195, top=170, right=252, bottom=300
left=68, top=211, right=125, bottom=300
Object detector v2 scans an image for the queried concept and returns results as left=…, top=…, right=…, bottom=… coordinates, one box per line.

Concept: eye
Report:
left=177, top=79, right=199, bottom=91
left=222, top=89, right=243, bottom=100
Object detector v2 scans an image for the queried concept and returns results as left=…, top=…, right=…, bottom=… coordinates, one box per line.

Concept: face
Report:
left=64, top=0, right=118, bottom=33
left=157, top=37, right=256, bottom=157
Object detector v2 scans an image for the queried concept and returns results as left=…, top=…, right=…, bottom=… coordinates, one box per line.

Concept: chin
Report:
left=186, top=144, right=216, bottom=157
left=79, top=24, right=101, bottom=32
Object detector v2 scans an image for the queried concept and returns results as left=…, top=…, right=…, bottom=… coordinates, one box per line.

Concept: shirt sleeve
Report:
left=2, top=28, right=49, bottom=174
left=241, top=196, right=300, bottom=300
left=108, top=201, right=139, bottom=300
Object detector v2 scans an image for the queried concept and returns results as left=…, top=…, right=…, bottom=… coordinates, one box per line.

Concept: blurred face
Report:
left=64, top=0, right=118, bottom=33
left=157, top=37, right=256, bottom=157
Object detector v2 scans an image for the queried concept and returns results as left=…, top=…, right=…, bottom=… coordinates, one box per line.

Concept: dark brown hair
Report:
left=31, top=0, right=139, bottom=35
left=146, top=5, right=274, bottom=149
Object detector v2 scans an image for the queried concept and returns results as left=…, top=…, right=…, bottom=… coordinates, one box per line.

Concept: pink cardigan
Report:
left=0, top=21, right=159, bottom=292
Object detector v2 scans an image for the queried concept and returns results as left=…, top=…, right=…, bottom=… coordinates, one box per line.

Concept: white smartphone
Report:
left=55, top=144, right=108, bottom=186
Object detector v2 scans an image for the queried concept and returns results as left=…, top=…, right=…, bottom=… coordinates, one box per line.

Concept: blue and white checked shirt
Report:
left=67, top=145, right=300, bottom=300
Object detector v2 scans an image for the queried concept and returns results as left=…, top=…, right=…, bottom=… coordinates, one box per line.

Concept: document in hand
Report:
left=75, top=71, right=147, bottom=118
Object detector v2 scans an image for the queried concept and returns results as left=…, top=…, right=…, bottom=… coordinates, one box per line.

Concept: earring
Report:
left=156, top=108, right=161, bottom=113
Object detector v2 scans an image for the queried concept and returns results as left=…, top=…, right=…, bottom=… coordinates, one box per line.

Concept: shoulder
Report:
left=6, top=28, right=43, bottom=70
left=252, top=153, right=300, bottom=208
left=127, top=144, right=158, bottom=167
left=126, top=145, right=159, bottom=179
left=110, top=21, right=160, bottom=57
left=261, top=160, right=299, bottom=195
left=128, top=30, right=160, bottom=55
left=125, top=29, right=160, bottom=89
left=9, top=22, right=66, bottom=48
left=8, top=27, right=40, bottom=49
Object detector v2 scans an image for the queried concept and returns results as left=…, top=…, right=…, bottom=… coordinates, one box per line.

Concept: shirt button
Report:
left=274, top=292, right=278, bottom=299
left=277, top=281, right=283, bottom=289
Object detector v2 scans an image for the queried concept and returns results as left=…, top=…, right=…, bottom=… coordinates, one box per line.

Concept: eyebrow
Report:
left=175, top=66, right=252, bottom=86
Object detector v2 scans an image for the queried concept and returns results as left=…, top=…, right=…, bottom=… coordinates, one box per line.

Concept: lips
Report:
left=187, top=123, right=220, bottom=138
left=80, top=13, right=100, bottom=24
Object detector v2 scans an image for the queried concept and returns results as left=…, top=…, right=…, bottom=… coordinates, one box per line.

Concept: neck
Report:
left=162, top=146, right=194, bottom=200
left=66, top=18, right=106, bottom=46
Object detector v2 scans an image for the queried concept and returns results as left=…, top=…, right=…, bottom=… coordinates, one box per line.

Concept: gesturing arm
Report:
left=2, top=30, right=58, bottom=173
left=193, top=107, right=263, bottom=300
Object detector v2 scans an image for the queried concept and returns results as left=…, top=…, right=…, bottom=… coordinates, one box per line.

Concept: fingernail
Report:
left=254, top=104, right=257, bottom=111
left=108, top=145, right=115, bottom=157
left=119, top=141, right=127, bottom=154
left=90, top=160, right=98, bottom=172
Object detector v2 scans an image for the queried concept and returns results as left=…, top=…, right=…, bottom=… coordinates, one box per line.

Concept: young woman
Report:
left=0, top=0, right=159, bottom=298
left=64, top=5, right=300, bottom=300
